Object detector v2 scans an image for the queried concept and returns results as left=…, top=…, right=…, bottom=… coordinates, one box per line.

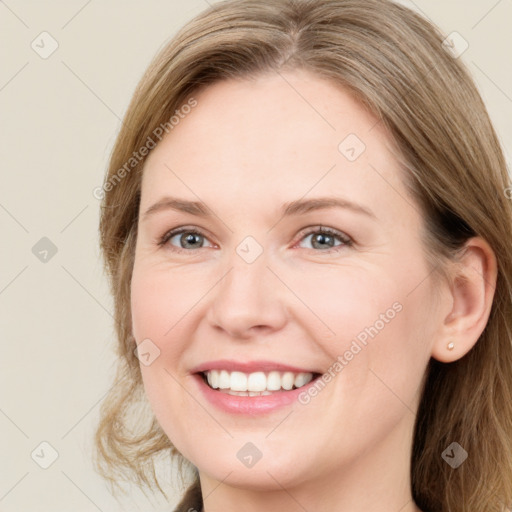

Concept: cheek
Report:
left=130, top=263, right=205, bottom=343
left=130, top=264, right=208, bottom=456
left=303, top=255, right=432, bottom=401
left=330, top=269, right=433, bottom=420
left=290, top=263, right=400, bottom=348
left=130, top=263, right=203, bottom=412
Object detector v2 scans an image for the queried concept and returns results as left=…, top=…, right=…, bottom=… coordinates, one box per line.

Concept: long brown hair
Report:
left=94, top=1, right=512, bottom=510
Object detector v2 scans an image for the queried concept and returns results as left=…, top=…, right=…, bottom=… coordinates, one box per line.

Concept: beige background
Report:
left=1, top=1, right=511, bottom=511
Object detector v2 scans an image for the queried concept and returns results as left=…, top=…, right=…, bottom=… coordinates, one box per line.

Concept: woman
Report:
left=94, top=0, right=512, bottom=510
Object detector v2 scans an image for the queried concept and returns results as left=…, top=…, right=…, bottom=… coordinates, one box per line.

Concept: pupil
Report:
left=313, top=233, right=333, bottom=249
left=182, top=233, right=201, bottom=248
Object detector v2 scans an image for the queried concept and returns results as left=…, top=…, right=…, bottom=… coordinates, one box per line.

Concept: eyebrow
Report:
left=142, top=196, right=377, bottom=221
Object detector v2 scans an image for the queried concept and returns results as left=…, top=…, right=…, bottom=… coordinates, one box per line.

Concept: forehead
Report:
left=140, top=70, right=412, bottom=225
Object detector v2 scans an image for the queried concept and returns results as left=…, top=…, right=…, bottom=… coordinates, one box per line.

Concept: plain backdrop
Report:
left=1, top=1, right=511, bottom=511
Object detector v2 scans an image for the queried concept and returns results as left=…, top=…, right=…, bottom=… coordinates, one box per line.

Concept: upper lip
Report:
left=190, top=359, right=320, bottom=375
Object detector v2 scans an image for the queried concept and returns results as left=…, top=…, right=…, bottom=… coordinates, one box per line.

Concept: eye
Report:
left=158, top=227, right=214, bottom=252
left=157, top=225, right=353, bottom=254
left=295, top=226, right=353, bottom=253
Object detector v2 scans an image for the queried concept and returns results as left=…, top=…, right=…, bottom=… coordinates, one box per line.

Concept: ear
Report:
left=431, top=236, right=498, bottom=363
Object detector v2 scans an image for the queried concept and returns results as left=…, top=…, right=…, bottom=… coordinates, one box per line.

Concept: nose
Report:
left=206, top=250, right=288, bottom=340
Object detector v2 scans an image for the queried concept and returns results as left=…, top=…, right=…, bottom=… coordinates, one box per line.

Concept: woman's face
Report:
left=131, top=69, right=445, bottom=490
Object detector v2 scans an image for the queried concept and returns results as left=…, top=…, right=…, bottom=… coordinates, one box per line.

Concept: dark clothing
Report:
left=173, top=478, right=203, bottom=512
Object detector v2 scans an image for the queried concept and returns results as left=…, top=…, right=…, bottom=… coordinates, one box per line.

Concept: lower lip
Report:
left=192, top=373, right=320, bottom=415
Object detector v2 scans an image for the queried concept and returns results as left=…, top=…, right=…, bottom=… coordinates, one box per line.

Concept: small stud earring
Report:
left=447, top=342, right=455, bottom=351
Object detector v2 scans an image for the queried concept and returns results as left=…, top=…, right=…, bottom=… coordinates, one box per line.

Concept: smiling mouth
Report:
left=199, top=369, right=322, bottom=396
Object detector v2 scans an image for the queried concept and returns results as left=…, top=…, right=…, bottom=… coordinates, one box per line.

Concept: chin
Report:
left=190, top=444, right=313, bottom=490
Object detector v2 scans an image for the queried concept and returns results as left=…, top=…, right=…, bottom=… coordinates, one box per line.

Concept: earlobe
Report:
left=431, top=237, right=498, bottom=363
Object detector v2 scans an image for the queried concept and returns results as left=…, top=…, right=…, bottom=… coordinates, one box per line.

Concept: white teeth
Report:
left=204, top=370, right=315, bottom=392
left=266, top=371, right=282, bottom=390
left=247, top=372, right=267, bottom=392
left=230, top=371, right=247, bottom=391
left=294, top=372, right=311, bottom=388
left=281, top=372, right=295, bottom=390
left=206, top=370, right=219, bottom=389
left=226, top=390, right=273, bottom=396
left=218, top=370, right=230, bottom=389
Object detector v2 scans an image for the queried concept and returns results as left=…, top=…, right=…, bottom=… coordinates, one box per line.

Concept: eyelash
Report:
left=157, top=225, right=353, bottom=254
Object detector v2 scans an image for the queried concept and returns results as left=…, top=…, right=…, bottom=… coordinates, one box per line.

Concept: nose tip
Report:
left=206, top=259, right=288, bottom=340
left=216, top=322, right=276, bottom=341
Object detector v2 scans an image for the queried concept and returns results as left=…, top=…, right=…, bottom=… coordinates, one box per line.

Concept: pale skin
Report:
left=130, top=69, right=497, bottom=512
